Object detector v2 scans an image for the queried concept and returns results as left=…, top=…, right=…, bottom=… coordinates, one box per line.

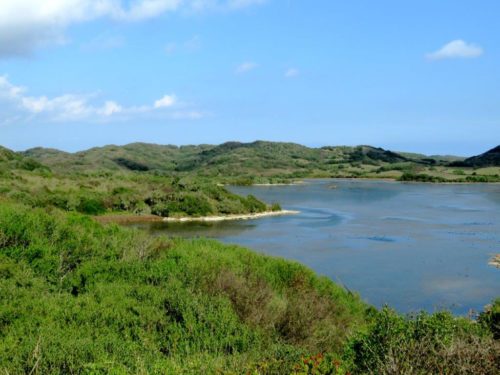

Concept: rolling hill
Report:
left=450, top=145, right=500, bottom=167
left=22, top=141, right=433, bottom=177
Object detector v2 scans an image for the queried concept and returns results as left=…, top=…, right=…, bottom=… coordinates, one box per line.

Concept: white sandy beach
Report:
left=489, top=254, right=500, bottom=269
left=162, top=210, right=300, bottom=222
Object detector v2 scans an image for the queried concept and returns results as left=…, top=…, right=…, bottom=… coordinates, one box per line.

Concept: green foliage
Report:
left=77, top=196, right=107, bottom=215
left=399, top=172, right=447, bottom=183
left=271, top=202, right=282, bottom=212
left=0, top=167, right=272, bottom=218
left=20, top=141, right=442, bottom=180
left=239, top=194, right=267, bottom=213
left=479, top=298, right=500, bottom=339
left=5, top=142, right=500, bottom=184
left=344, top=307, right=499, bottom=374
left=0, top=204, right=368, bottom=374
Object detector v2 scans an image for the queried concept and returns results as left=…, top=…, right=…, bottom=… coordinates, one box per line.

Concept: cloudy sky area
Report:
left=0, top=0, right=498, bottom=155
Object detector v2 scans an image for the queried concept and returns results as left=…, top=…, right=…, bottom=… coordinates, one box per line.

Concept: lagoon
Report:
left=129, top=180, right=500, bottom=315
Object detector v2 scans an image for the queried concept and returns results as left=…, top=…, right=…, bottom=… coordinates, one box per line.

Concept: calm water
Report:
left=129, top=180, right=500, bottom=315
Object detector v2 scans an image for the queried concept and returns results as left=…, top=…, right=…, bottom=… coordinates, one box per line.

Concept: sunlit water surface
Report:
left=127, top=180, right=500, bottom=314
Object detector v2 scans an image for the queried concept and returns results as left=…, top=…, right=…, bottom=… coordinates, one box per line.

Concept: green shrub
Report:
left=77, top=196, right=107, bottom=215
left=344, top=307, right=499, bottom=374
left=240, top=194, right=267, bottom=213
left=479, top=298, right=500, bottom=339
left=0, top=203, right=368, bottom=374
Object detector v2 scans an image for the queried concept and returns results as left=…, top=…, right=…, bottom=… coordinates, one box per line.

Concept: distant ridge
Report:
left=1, top=141, right=497, bottom=182
left=451, top=145, right=500, bottom=168
left=20, top=141, right=418, bottom=174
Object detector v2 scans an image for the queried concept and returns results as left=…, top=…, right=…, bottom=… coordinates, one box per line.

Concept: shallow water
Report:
left=128, top=180, right=500, bottom=315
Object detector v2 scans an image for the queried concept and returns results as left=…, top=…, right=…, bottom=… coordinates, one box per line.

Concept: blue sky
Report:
left=0, top=0, right=498, bottom=155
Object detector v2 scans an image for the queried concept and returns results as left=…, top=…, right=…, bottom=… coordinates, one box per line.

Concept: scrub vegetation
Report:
left=0, top=146, right=279, bottom=218
left=21, top=141, right=500, bottom=184
left=0, top=144, right=499, bottom=373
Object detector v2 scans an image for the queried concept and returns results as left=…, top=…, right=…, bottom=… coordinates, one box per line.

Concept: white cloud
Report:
left=154, top=95, right=177, bottom=108
left=0, top=76, right=203, bottom=122
left=0, top=0, right=266, bottom=58
left=285, top=68, right=299, bottom=78
left=236, top=62, right=258, bottom=74
left=99, top=101, right=123, bottom=116
left=426, top=40, right=483, bottom=61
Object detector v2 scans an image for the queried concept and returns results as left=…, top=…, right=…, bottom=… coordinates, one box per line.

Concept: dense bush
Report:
left=399, top=173, right=447, bottom=183
left=479, top=299, right=500, bottom=340
left=0, top=171, right=273, bottom=218
left=345, top=307, right=499, bottom=374
left=0, top=204, right=368, bottom=374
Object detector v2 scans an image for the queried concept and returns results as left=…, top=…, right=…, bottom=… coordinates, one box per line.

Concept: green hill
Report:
left=22, top=141, right=427, bottom=179
left=1, top=146, right=278, bottom=219
left=16, top=141, right=500, bottom=183
left=0, top=146, right=49, bottom=174
left=450, top=145, right=500, bottom=167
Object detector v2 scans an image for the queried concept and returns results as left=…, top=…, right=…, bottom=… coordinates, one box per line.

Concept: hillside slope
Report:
left=451, top=145, right=500, bottom=167
left=23, top=141, right=425, bottom=176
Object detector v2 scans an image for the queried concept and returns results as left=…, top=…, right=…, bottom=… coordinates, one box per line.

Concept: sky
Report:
left=0, top=0, right=499, bottom=156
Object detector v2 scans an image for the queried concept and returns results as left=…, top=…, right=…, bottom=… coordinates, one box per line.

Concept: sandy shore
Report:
left=96, top=210, right=300, bottom=224
left=162, top=210, right=300, bottom=222
left=489, top=254, right=500, bottom=269
left=252, top=181, right=306, bottom=186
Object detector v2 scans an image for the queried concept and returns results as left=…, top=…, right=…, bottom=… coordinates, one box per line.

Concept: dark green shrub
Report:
left=77, top=197, right=106, bottom=215
left=271, top=203, right=282, bottom=211
left=240, top=194, right=267, bottom=213
left=479, top=298, right=500, bottom=339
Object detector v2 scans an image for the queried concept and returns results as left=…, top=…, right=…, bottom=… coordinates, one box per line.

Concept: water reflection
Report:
left=128, top=220, right=256, bottom=238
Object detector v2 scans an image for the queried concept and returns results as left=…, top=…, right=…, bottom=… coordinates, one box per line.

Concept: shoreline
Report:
left=243, top=177, right=500, bottom=186
left=252, top=182, right=306, bottom=186
left=489, top=254, right=500, bottom=269
left=162, top=209, right=300, bottom=222
left=96, top=210, right=300, bottom=224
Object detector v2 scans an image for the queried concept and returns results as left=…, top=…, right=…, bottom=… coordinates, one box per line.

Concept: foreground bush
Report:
left=0, top=204, right=366, bottom=374
left=345, top=308, right=499, bottom=374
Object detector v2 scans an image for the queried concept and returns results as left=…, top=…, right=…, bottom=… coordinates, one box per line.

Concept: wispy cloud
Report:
left=0, top=0, right=267, bottom=58
left=285, top=68, right=299, bottom=78
left=0, top=76, right=204, bottom=122
left=426, top=40, right=483, bottom=61
left=236, top=62, right=258, bottom=74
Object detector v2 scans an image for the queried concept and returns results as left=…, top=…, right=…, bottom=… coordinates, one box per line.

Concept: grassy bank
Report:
left=0, top=204, right=498, bottom=374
